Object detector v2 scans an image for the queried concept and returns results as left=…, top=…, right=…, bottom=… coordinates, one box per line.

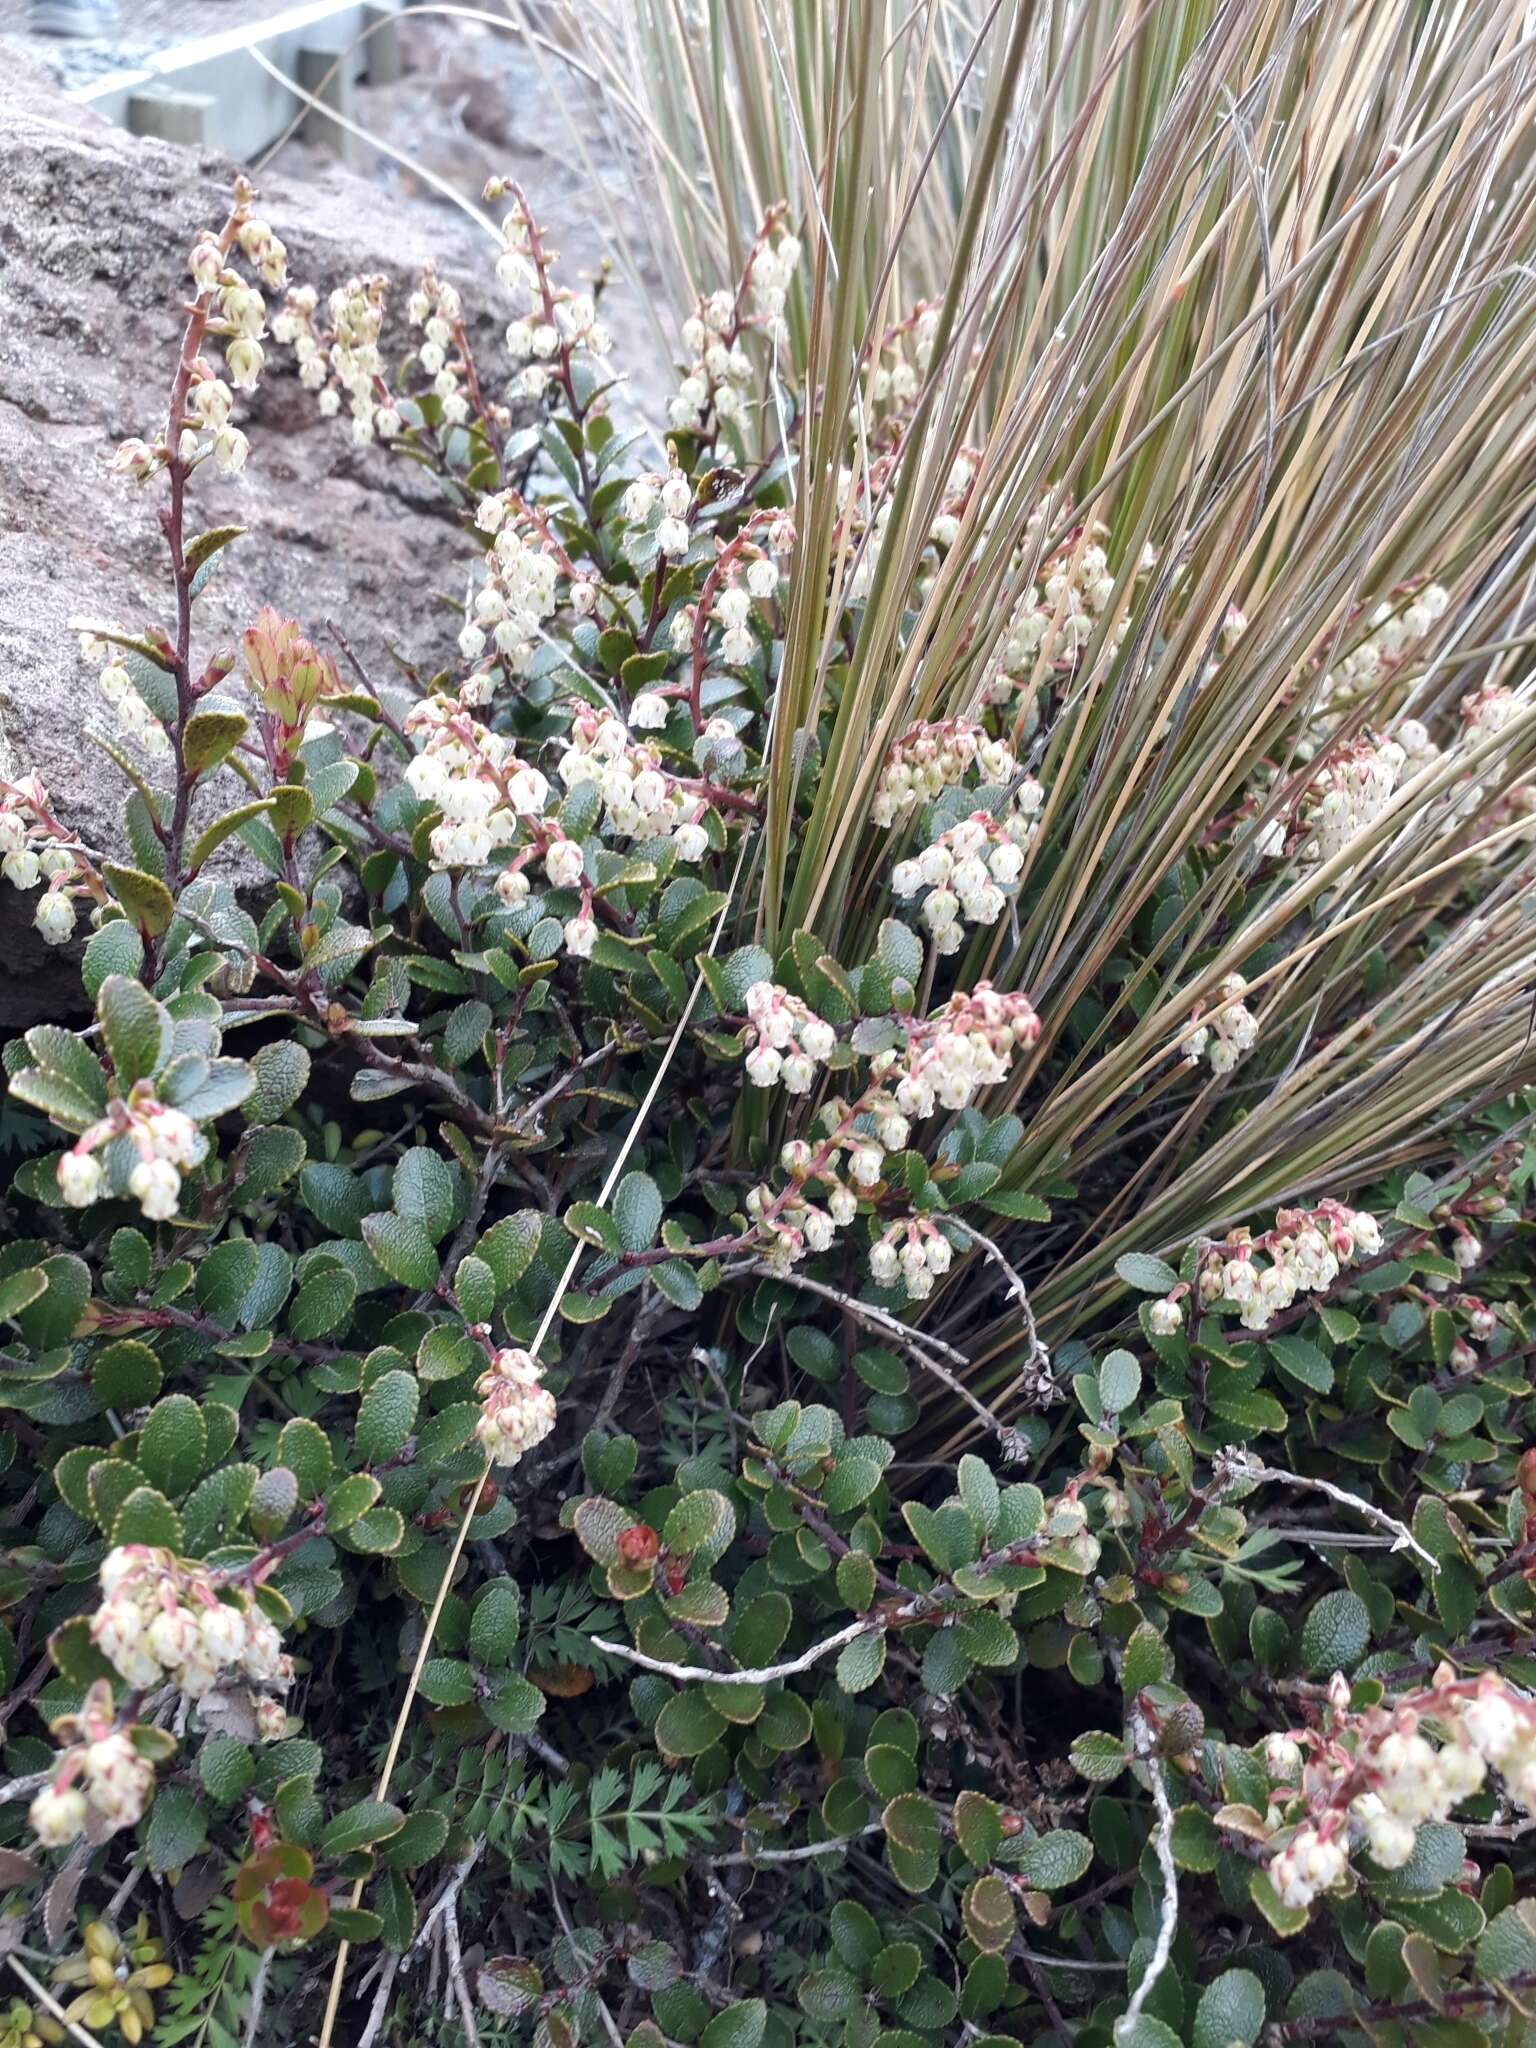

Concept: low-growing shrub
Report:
left=3, top=3, right=1536, bottom=2044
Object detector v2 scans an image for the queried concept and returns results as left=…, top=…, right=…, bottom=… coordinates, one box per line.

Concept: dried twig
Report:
left=1220, top=1451, right=1440, bottom=1574
left=727, top=1259, right=1026, bottom=1452
left=0, top=1769, right=50, bottom=1804
left=405, top=1845, right=482, bottom=2046
left=440, top=1884, right=480, bottom=2048
left=407, top=1843, right=482, bottom=1962
left=105, top=1858, right=146, bottom=1926
left=3, top=1955, right=106, bottom=2048
left=1464, top=1811, right=1536, bottom=1842
left=722, top=1261, right=970, bottom=1366
left=242, top=1948, right=273, bottom=2048
left=521, top=1728, right=571, bottom=1775
left=951, top=1220, right=1052, bottom=1383
left=1115, top=1716, right=1178, bottom=2045
left=592, top=1615, right=876, bottom=1685
left=355, top=1954, right=400, bottom=2048
left=1019, top=1947, right=1074, bottom=2048
left=694, top=1781, right=746, bottom=1985
left=1023, top=1953, right=1128, bottom=1972
left=711, top=1821, right=884, bottom=1866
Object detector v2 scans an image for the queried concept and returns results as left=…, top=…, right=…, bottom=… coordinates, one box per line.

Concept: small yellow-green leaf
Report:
left=324, top=1473, right=382, bottom=1530
left=112, top=1486, right=184, bottom=1550
left=138, top=1395, right=208, bottom=1497
left=103, top=862, right=175, bottom=937
left=654, top=1691, right=726, bottom=1759
left=882, top=1791, right=940, bottom=1892
left=953, top=1789, right=1004, bottom=1867
left=184, top=707, right=250, bottom=778
left=188, top=800, right=274, bottom=875
left=268, top=785, right=314, bottom=835
left=962, top=1875, right=1016, bottom=1953
left=354, top=1371, right=419, bottom=1464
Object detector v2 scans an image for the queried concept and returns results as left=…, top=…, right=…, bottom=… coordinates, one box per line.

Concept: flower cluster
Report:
left=984, top=510, right=1133, bottom=708
left=669, top=215, right=800, bottom=433
left=474, top=1345, right=558, bottom=1467
left=109, top=197, right=277, bottom=487
left=89, top=1546, right=291, bottom=1701
left=672, top=300, right=753, bottom=432
left=30, top=1736, right=150, bottom=1844
left=1264, top=1817, right=1348, bottom=1910
left=402, top=690, right=725, bottom=954
left=403, top=693, right=551, bottom=871
left=872, top=983, right=1042, bottom=1118
left=183, top=351, right=251, bottom=477
left=892, top=808, right=1038, bottom=951
left=84, top=630, right=170, bottom=758
left=228, top=211, right=288, bottom=293
left=744, top=985, right=1040, bottom=1293
left=275, top=271, right=404, bottom=445
left=0, top=774, right=86, bottom=946
left=1460, top=680, right=1520, bottom=735
left=745, top=1171, right=851, bottom=1271
left=872, top=719, right=1023, bottom=827
left=870, top=1215, right=954, bottom=1299
left=712, top=566, right=772, bottom=666
left=1262, top=1668, right=1534, bottom=1912
left=694, top=517, right=794, bottom=666
left=624, top=462, right=696, bottom=561
left=463, top=496, right=560, bottom=676
left=1302, top=735, right=1407, bottom=863
left=1197, top=1198, right=1382, bottom=1330
left=28, top=1686, right=158, bottom=1847
left=406, top=265, right=476, bottom=426
left=742, top=980, right=837, bottom=1091
left=556, top=703, right=719, bottom=861
left=56, top=1082, right=209, bottom=1222
left=744, top=221, right=801, bottom=341
left=869, top=303, right=940, bottom=408
left=195, top=218, right=277, bottom=384
left=1181, top=972, right=1260, bottom=1075
left=1314, top=582, right=1451, bottom=714
left=489, top=180, right=613, bottom=402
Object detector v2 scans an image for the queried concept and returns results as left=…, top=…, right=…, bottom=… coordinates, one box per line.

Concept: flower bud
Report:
left=57, top=1150, right=102, bottom=1207
left=225, top=336, right=265, bottom=391
left=33, top=890, right=76, bottom=946
left=128, top=1157, right=182, bottom=1222
left=617, top=1525, right=660, bottom=1568
left=30, top=1781, right=88, bottom=1848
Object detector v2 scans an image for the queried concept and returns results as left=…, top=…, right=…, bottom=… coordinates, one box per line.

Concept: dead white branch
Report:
left=1115, top=1714, right=1179, bottom=2044
left=1221, top=1451, right=1439, bottom=1573
left=592, top=1613, right=883, bottom=1685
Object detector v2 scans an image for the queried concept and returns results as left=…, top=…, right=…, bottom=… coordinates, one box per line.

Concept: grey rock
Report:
left=0, top=58, right=502, bottom=1027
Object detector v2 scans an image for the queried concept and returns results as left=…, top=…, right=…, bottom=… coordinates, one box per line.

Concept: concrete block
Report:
left=362, top=5, right=403, bottom=86
left=126, top=89, right=215, bottom=148
left=296, top=44, right=357, bottom=158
